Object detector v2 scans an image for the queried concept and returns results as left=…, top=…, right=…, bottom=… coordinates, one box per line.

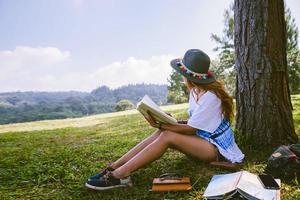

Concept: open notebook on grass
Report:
left=136, top=95, right=178, bottom=125
left=203, top=171, right=280, bottom=200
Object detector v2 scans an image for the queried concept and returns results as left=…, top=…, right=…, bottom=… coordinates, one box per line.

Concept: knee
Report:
left=157, top=130, right=177, bottom=145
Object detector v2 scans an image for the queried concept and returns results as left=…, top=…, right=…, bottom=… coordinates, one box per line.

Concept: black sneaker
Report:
left=85, top=173, right=132, bottom=190
left=88, top=166, right=115, bottom=181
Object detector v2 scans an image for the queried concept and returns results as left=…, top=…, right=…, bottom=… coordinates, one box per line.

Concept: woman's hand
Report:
left=177, top=120, right=188, bottom=124
left=165, top=112, right=173, bottom=117
left=144, top=111, right=160, bottom=128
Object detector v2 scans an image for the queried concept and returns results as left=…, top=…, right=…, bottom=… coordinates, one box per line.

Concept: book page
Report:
left=137, top=95, right=178, bottom=125
left=203, top=172, right=242, bottom=199
left=140, top=95, right=162, bottom=111
left=237, top=171, right=280, bottom=200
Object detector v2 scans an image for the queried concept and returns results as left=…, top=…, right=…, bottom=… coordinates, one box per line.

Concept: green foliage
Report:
left=286, top=8, right=300, bottom=94
left=0, top=96, right=299, bottom=199
left=167, top=70, right=188, bottom=104
left=211, top=5, right=300, bottom=95
left=115, top=99, right=135, bottom=111
left=210, top=4, right=236, bottom=96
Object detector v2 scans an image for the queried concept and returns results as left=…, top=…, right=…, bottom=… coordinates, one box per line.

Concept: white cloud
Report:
left=35, top=55, right=174, bottom=91
left=0, top=47, right=174, bottom=92
left=0, top=46, right=70, bottom=68
left=91, top=55, right=174, bottom=89
left=0, top=46, right=71, bottom=91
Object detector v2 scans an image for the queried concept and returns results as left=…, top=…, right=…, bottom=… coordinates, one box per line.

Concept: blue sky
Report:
left=0, top=0, right=299, bottom=92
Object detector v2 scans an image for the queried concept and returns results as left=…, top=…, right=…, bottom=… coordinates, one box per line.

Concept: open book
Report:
left=203, top=171, right=280, bottom=200
left=136, top=95, right=178, bottom=125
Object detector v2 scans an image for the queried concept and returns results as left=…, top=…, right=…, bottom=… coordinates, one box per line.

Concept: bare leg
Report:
left=113, top=130, right=217, bottom=178
left=110, top=129, right=162, bottom=169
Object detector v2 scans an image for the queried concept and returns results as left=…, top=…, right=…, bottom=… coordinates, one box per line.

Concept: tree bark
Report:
left=234, top=0, right=298, bottom=146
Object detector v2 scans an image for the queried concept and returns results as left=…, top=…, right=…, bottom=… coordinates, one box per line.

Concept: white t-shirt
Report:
left=187, top=90, right=223, bottom=133
left=187, top=90, right=245, bottom=163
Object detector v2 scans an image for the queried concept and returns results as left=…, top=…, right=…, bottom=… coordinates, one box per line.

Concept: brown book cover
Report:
left=210, top=161, right=243, bottom=171
left=152, top=177, right=192, bottom=192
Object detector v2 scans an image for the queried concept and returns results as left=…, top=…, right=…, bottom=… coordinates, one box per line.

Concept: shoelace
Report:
left=102, top=172, right=113, bottom=184
left=102, top=168, right=110, bottom=175
left=99, top=166, right=114, bottom=177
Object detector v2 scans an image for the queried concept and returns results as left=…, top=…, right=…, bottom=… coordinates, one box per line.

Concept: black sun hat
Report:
left=170, top=49, right=215, bottom=84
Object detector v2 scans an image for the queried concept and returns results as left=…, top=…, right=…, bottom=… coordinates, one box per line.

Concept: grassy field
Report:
left=0, top=96, right=299, bottom=200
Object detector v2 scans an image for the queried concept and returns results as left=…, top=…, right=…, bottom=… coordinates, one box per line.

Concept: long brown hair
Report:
left=185, top=78, right=234, bottom=122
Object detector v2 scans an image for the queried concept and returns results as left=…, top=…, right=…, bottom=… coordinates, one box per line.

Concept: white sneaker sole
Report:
left=85, top=182, right=129, bottom=190
left=85, top=177, right=133, bottom=191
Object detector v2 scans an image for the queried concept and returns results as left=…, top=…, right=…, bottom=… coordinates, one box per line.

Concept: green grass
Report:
left=0, top=97, right=299, bottom=200
left=0, top=103, right=188, bottom=134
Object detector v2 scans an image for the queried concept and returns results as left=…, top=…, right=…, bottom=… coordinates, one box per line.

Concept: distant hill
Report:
left=0, top=84, right=168, bottom=125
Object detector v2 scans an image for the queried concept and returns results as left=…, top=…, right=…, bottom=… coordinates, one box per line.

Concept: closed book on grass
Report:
left=152, top=177, right=192, bottom=192
left=136, top=95, right=178, bottom=125
left=203, top=171, right=281, bottom=200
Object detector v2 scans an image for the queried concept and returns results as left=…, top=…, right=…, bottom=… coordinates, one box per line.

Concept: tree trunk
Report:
left=234, top=0, right=298, bottom=146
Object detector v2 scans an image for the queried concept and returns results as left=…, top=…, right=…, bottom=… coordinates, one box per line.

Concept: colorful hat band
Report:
left=177, top=60, right=213, bottom=80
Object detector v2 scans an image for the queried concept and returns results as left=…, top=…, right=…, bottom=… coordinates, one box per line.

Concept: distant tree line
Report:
left=0, top=84, right=168, bottom=124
